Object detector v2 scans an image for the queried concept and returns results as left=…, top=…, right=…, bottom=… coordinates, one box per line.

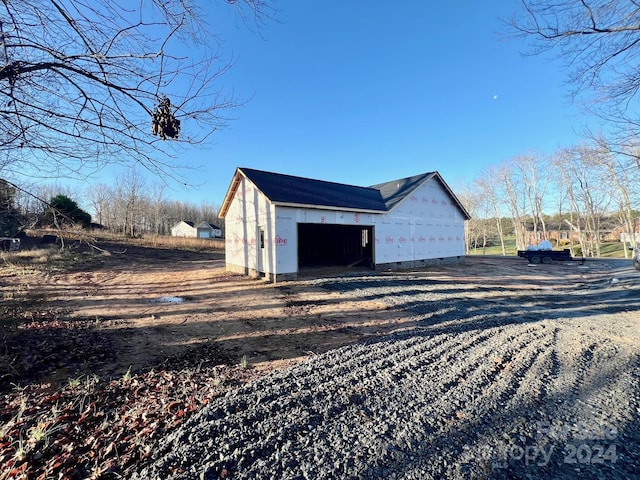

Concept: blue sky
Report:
left=92, top=2, right=596, bottom=205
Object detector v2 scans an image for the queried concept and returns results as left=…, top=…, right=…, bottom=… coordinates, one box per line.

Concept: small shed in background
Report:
left=171, top=221, right=222, bottom=239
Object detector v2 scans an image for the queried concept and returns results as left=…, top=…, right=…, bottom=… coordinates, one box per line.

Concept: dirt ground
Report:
left=2, top=239, right=640, bottom=479
left=0, top=240, right=406, bottom=388
left=2, top=241, right=639, bottom=387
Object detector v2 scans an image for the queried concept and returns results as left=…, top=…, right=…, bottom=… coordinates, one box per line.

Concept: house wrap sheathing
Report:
left=219, top=168, right=471, bottom=282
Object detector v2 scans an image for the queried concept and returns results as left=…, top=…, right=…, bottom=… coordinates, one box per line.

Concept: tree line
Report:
left=460, top=136, right=640, bottom=258
left=2, top=170, right=222, bottom=239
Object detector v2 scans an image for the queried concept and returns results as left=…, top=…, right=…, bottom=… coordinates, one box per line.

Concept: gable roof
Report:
left=219, top=167, right=470, bottom=220
left=372, top=172, right=437, bottom=211
left=373, top=171, right=471, bottom=219
left=194, top=222, right=221, bottom=230
left=220, top=168, right=387, bottom=216
left=171, top=220, right=195, bottom=229
left=173, top=221, right=221, bottom=230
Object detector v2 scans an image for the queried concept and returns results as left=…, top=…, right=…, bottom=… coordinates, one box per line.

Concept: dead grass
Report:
left=133, top=234, right=224, bottom=251
left=2, top=246, right=64, bottom=268
left=20, top=228, right=224, bottom=253
left=85, top=230, right=225, bottom=251
left=1, top=246, right=110, bottom=277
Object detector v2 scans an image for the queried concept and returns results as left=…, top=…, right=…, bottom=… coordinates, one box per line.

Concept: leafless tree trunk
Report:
left=85, top=183, right=113, bottom=227
left=148, top=182, right=168, bottom=236
left=591, top=135, right=640, bottom=255
left=496, top=163, right=529, bottom=251
left=514, top=153, right=550, bottom=242
left=457, top=187, right=483, bottom=254
left=556, top=145, right=612, bottom=257
left=115, top=170, right=147, bottom=238
left=475, top=170, right=507, bottom=255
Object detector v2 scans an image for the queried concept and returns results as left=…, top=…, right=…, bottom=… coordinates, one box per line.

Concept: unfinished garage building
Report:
left=219, top=167, right=471, bottom=282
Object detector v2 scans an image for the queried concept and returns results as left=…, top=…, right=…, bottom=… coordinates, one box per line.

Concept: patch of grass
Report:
left=467, top=237, right=518, bottom=256
left=598, top=241, right=632, bottom=258
left=1, top=282, right=44, bottom=304
left=122, top=366, right=133, bottom=383
left=140, top=235, right=225, bottom=251
left=467, top=237, right=631, bottom=258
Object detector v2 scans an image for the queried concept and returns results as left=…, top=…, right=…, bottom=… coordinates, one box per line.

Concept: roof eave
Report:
left=272, top=201, right=386, bottom=214
left=219, top=169, right=244, bottom=218
left=382, top=172, right=437, bottom=212
left=432, top=172, right=472, bottom=220
left=383, top=171, right=472, bottom=220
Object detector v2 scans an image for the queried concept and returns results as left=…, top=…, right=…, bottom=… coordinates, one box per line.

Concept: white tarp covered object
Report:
left=525, top=240, right=553, bottom=251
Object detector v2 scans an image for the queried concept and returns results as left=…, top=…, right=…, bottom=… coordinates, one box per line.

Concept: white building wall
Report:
left=225, top=175, right=466, bottom=279
left=296, top=209, right=374, bottom=226
left=373, top=178, right=465, bottom=264
left=273, top=209, right=297, bottom=273
left=225, top=178, right=279, bottom=277
left=196, top=228, right=212, bottom=238
left=171, top=221, right=196, bottom=237
left=621, top=232, right=640, bottom=243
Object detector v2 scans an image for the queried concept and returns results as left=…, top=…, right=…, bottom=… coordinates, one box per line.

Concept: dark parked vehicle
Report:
left=0, top=237, right=20, bottom=252
left=517, top=248, right=575, bottom=264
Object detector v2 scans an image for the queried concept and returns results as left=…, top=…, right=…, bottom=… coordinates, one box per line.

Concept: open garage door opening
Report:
left=298, top=224, right=374, bottom=269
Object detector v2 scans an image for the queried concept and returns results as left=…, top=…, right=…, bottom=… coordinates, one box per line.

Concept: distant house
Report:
left=525, top=217, right=639, bottom=245
left=219, top=167, right=470, bottom=282
left=171, top=221, right=222, bottom=238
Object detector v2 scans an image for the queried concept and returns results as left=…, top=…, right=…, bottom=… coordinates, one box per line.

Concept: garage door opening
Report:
left=298, top=223, right=374, bottom=268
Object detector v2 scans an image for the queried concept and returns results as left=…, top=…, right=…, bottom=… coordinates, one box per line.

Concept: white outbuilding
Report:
left=219, top=167, right=471, bottom=282
left=171, top=220, right=222, bottom=239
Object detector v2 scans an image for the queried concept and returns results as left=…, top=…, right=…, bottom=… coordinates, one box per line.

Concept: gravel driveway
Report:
left=133, top=257, right=640, bottom=480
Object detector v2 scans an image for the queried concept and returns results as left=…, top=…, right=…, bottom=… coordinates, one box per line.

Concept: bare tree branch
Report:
left=0, top=0, right=272, bottom=181
left=507, top=0, right=640, bottom=124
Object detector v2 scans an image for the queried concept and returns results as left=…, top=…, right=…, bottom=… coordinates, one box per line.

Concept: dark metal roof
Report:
left=220, top=167, right=470, bottom=220
left=238, top=168, right=388, bottom=212
left=370, top=172, right=437, bottom=211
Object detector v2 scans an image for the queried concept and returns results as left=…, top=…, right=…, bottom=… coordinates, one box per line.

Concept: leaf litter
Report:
left=0, top=307, right=261, bottom=480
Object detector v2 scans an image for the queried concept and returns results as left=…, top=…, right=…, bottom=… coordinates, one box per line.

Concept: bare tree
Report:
left=147, top=181, right=168, bottom=236
left=555, top=144, right=612, bottom=257
left=514, top=153, right=552, bottom=242
left=496, top=162, right=530, bottom=251
left=508, top=1, right=640, bottom=116
left=116, top=169, right=147, bottom=237
left=591, top=135, right=640, bottom=254
left=85, top=183, right=113, bottom=227
left=456, top=186, right=483, bottom=254
left=475, top=169, right=508, bottom=255
left=0, top=1, right=272, bottom=179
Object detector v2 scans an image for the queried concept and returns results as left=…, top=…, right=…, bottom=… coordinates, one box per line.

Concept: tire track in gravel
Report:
left=134, top=269, right=640, bottom=480
left=378, top=323, right=557, bottom=478
left=388, top=321, right=639, bottom=479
